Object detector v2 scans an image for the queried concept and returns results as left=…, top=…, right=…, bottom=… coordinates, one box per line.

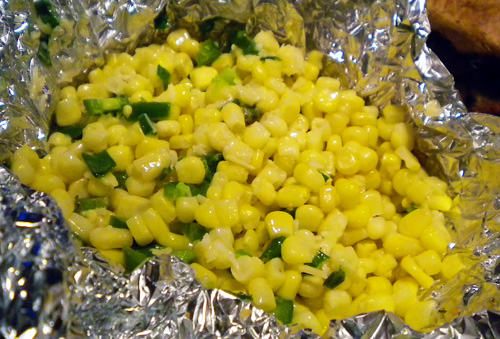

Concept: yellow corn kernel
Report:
left=334, top=178, right=361, bottom=210
left=264, top=211, right=293, bottom=238
left=190, top=66, right=218, bottom=90
left=67, top=212, right=96, bottom=243
left=191, top=263, right=218, bottom=289
left=441, top=254, right=466, bottom=280
left=276, top=185, right=310, bottom=209
left=281, top=235, right=316, bottom=265
left=366, top=276, right=392, bottom=295
left=156, top=120, right=181, bottom=139
left=359, top=293, right=395, bottom=313
left=214, top=199, right=240, bottom=228
left=220, top=102, right=245, bottom=132
left=401, top=256, right=434, bottom=289
left=60, top=85, right=77, bottom=99
left=323, top=290, right=351, bottom=318
left=223, top=138, right=255, bottom=170
left=231, top=256, right=265, bottom=284
left=295, top=205, right=324, bottom=232
left=405, top=300, right=437, bottom=331
left=166, top=29, right=190, bottom=51
left=217, top=161, right=248, bottom=183
left=115, top=194, right=150, bottom=219
left=293, top=308, right=322, bottom=335
left=293, top=163, right=324, bottom=193
left=298, top=275, right=324, bottom=299
left=341, top=227, right=368, bottom=246
left=239, top=205, right=260, bottom=230
left=277, top=270, right=302, bottom=300
left=194, top=107, right=221, bottom=126
left=318, top=185, right=339, bottom=213
left=178, top=115, right=194, bottom=135
left=248, top=277, right=276, bottom=312
left=107, top=145, right=134, bottom=172
left=143, top=207, right=189, bottom=249
left=89, top=226, right=133, bottom=249
left=174, top=196, right=198, bottom=223
left=244, top=122, right=271, bottom=150
left=234, top=229, right=259, bottom=255
left=415, top=250, right=441, bottom=276
left=82, top=122, right=108, bottom=152
left=125, top=176, right=155, bottom=197
left=252, top=176, right=276, bottom=206
left=391, top=122, right=414, bottom=151
left=98, top=249, right=125, bottom=267
left=206, top=122, right=235, bottom=152
left=381, top=104, right=405, bottom=124
left=262, top=258, right=285, bottom=292
left=359, top=258, right=376, bottom=274
left=150, top=189, right=176, bottom=223
left=355, top=240, right=377, bottom=258
left=55, top=97, right=82, bottom=127
left=427, top=194, right=453, bottom=212
left=126, top=214, right=154, bottom=246
left=195, top=200, right=220, bottom=229
left=260, top=113, right=287, bottom=138
left=373, top=252, right=398, bottom=277
left=11, top=158, right=36, bottom=185
left=420, top=223, right=451, bottom=255
left=107, top=125, right=128, bottom=146
left=344, top=203, right=373, bottom=229
left=175, top=156, right=206, bottom=184
left=31, top=174, right=65, bottom=194
left=383, top=233, right=424, bottom=258
left=48, top=132, right=72, bottom=148
left=392, top=277, right=419, bottom=318
left=50, top=188, right=74, bottom=218
left=335, top=148, right=360, bottom=176
left=398, top=208, right=433, bottom=238
left=394, top=146, right=420, bottom=172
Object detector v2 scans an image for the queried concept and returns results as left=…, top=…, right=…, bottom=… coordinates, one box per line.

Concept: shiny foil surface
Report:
left=1, top=0, right=500, bottom=338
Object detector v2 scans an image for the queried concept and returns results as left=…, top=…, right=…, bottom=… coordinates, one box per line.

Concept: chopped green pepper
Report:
left=58, top=125, right=84, bottom=140
left=171, top=249, right=196, bottom=264
left=307, top=251, right=330, bottom=268
left=260, top=236, right=286, bottom=262
left=196, top=39, right=222, bottom=66
left=273, top=297, right=294, bottom=324
left=234, top=292, right=253, bottom=301
left=320, top=172, right=330, bottom=182
left=83, top=97, right=129, bottom=115
left=212, top=67, right=239, bottom=86
left=235, top=249, right=252, bottom=258
left=76, top=197, right=108, bottom=212
left=113, top=171, right=128, bottom=190
left=123, top=247, right=151, bottom=273
left=180, top=222, right=208, bottom=243
left=128, top=102, right=171, bottom=121
left=324, top=269, right=345, bottom=289
left=231, top=31, right=259, bottom=55
left=157, top=65, right=171, bottom=89
left=34, top=0, right=59, bottom=28
left=154, top=7, right=169, bottom=30
left=109, top=215, right=128, bottom=229
left=82, top=151, right=116, bottom=178
left=233, top=99, right=262, bottom=125
left=164, top=182, right=192, bottom=201
left=138, top=113, right=156, bottom=135
left=260, top=56, right=281, bottom=61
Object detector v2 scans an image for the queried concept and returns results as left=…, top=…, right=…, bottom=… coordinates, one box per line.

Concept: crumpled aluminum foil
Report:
left=1, top=0, right=500, bottom=338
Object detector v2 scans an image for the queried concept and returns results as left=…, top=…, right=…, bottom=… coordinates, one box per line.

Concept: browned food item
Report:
left=427, top=0, right=500, bottom=56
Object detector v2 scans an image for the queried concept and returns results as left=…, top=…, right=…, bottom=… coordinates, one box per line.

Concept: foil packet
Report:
left=1, top=0, right=500, bottom=338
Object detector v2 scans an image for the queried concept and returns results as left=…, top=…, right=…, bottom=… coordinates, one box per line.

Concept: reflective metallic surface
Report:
left=1, top=0, right=500, bottom=338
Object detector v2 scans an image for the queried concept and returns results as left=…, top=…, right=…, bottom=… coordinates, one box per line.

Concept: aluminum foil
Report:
left=1, top=0, right=500, bottom=338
